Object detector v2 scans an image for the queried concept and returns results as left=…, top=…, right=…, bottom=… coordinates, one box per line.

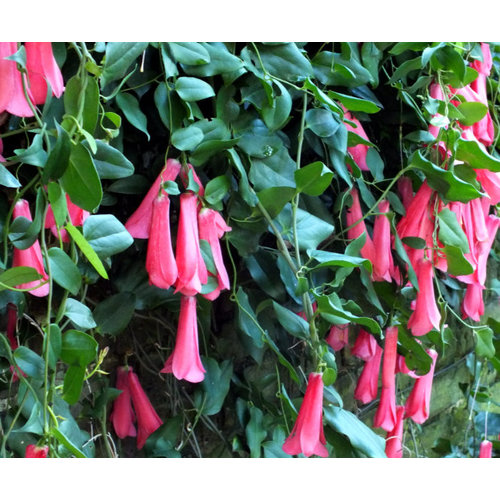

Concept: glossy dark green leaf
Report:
left=456, top=138, right=500, bottom=172
left=194, top=357, right=233, bottom=416
left=273, top=302, right=309, bottom=339
left=100, top=42, right=149, bottom=87
left=475, top=327, right=495, bottom=358
left=93, top=292, right=136, bottom=336
left=171, top=124, right=204, bottom=151
left=62, top=365, right=86, bottom=405
left=457, top=102, right=488, bottom=126
left=48, top=247, right=82, bottom=295
left=181, top=43, right=244, bottom=77
left=295, top=162, right=334, bottom=196
left=0, top=267, right=43, bottom=291
left=63, top=75, right=99, bottom=134
left=63, top=300, right=97, bottom=331
left=307, top=249, right=371, bottom=271
left=438, top=208, right=469, bottom=253
left=261, top=81, right=292, bottom=131
left=43, top=324, right=62, bottom=370
left=61, top=329, right=98, bottom=366
left=12, top=133, right=47, bottom=167
left=90, top=140, right=134, bottom=179
left=116, top=92, right=150, bottom=140
left=175, top=77, right=215, bottom=102
left=328, top=90, right=380, bottom=114
left=443, top=245, right=474, bottom=276
left=306, top=108, right=341, bottom=138
left=246, top=406, right=267, bottom=458
left=83, top=214, right=133, bottom=258
left=168, top=42, right=210, bottom=65
left=204, top=175, right=230, bottom=205
left=256, top=187, right=295, bottom=219
left=14, top=347, right=45, bottom=379
left=43, top=123, right=71, bottom=182
left=0, top=164, right=21, bottom=188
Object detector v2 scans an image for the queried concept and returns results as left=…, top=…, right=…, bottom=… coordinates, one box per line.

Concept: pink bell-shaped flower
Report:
left=385, top=406, right=405, bottom=458
left=326, top=323, right=349, bottom=351
left=145, top=192, right=177, bottom=289
left=12, top=199, right=49, bottom=297
left=343, top=107, right=371, bottom=171
left=346, top=188, right=375, bottom=262
left=127, top=367, right=163, bottom=449
left=351, top=329, right=378, bottom=361
left=110, top=366, right=137, bottom=440
left=354, top=343, right=382, bottom=404
left=161, top=295, right=206, bottom=383
left=125, top=159, right=181, bottom=239
left=372, top=200, right=394, bottom=282
left=25, top=444, right=49, bottom=458
left=282, top=372, right=328, bottom=458
left=404, top=349, right=438, bottom=424
left=479, top=439, right=493, bottom=458
left=373, top=326, right=398, bottom=432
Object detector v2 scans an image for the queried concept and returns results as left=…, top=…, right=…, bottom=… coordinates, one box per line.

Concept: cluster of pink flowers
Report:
left=125, top=160, right=231, bottom=384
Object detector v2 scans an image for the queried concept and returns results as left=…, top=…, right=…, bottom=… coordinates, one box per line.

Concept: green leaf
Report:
left=100, top=42, right=149, bottom=87
left=475, top=327, right=495, bottom=359
left=168, top=42, right=210, bottom=65
left=48, top=247, right=82, bottom=295
left=83, top=214, right=133, bottom=258
left=0, top=267, right=43, bottom=291
left=204, top=175, right=230, bottom=206
left=456, top=138, right=500, bottom=172
left=261, top=81, right=292, bottom=131
left=306, top=108, right=341, bottom=137
left=171, top=124, right=204, bottom=151
left=438, top=208, right=470, bottom=253
left=295, top=162, right=334, bottom=196
left=255, top=43, right=313, bottom=82
left=322, top=367, right=337, bottom=386
left=194, top=357, right=233, bottom=416
left=443, top=245, right=474, bottom=276
left=43, top=324, right=62, bottom=371
left=115, top=92, right=150, bottom=140
left=93, top=292, right=136, bottom=336
left=175, top=77, right=215, bottom=102
left=13, top=347, right=45, bottom=379
left=181, top=43, right=244, bottom=78
left=256, top=187, right=296, bottom=219
left=328, top=90, right=381, bottom=113
left=62, top=365, right=86, bottom=405
left=61, top=329, right=98, bottom=366
left=285, top=208, right=334, bottom=252
left=50, top=426, right=86, bottom=459
left=307, top=249, right=371, bottom=272
left=12, top=133, right=47, bottom=167
left=366, top=148, right=384, bottom=181
left=63, top=75, right=99, bottom=134
left=63, top=299, right=97, bottom=331
left=457, top=102, right=488, bottom=126
left=65, top=223, right=108, bottom=279
left=43, top=123, right=71, bottom=182
left=90, top=140, right=135, bottom=179
left=273, top=302, right=309, bottom=339
left=61, top=143, right=102, bottom=212
left=324, top=406, right=386, bottom=458
left=0, top=164, right=21, bottom=188
left=246, top=406, right=267, bottom=458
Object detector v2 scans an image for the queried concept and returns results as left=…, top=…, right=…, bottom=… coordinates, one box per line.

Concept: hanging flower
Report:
left=404, top=349, right=438, bottom=424
left=145, top=192, right=177, bottom=289
left=385, top=406, right=405, bottom=458
left=12, top=199, right=49, bottom=297
left=372, top=200, right=395, bottom=282
left=342, top=107, right=371, bottom=171
left=161, top=295, right=206, bottom=383
left=346, top=187, right=375, bottom=262
left=45, top=193, right=89, bottom=243
left=174, top=192, right=208, bottom=296
left=282, top=372, right=328, bottom=458
left=354, top=343, right=382, bottom=404
left=373, top=326, right=398, bottom=432
left=326, top=323, right=349, bottom=351
left=127, top=368, right=163, bottom=449
left=125, top=159, right=181, bottom=239
left=479, top=440, right=493, bottom=458
left=110, top=366, right=136, bottom=440
left=25, top=444, right=49, bottom=458
left=351, top=329, right=378, bottom=361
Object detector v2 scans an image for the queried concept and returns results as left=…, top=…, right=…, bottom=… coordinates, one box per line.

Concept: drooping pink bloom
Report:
left=45, top=194, right=89, bottom=242
left=404, top=349, right=438, bottom=424
left=110, top=366, right=136, bottom=440
left=372, top=200, right=394, bottom=282
left=12, top=199, right=49, bottom=297
left=161, top=295, right=206, bottom=383
left=24, top=42, right=64, bottom=104
left=397, top=177, right=413, bottom=212
left=373, top=326, right=398, bottom=432
left=354, top=343, right=382, bottom=404
left=282, top=372, right=328, bottom=458
left=475, top=169, right=500, bottom=206
left=479, top=440, right=493, bottom=458
left=343, top=108, right=371, bottom=171
left=346, top=188, right=375, bottom=262
left=198, top=207, right=232, bottom=301
left=174, top=192, right=208, bottom=296
left=125, top=159, right=181, bottom=239
left=326, top=323, right=349, bottom=351
left=385, top=406, right=405, bottom=458
left=25, top=444, right=49, bottom=458
left=407, top=259, right=441, bottom=336
left=145, top=193, right=177, bottom=289
left=462, top=283, right=485, bottom=322
left=0, top=42, right=34, bottom=117
left=127, top=367, right=163, bottom=449
left=396, top=354, right=420, bottom=379
left=351, top=329, right=378, bottom=361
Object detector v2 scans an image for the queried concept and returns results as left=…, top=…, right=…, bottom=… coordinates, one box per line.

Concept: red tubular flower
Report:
left=346, top=188, right=375, bottom=262
left=145, top=192, right=177, bottom=289
left=404, top=349, right=438, bottom=424
left=397, top=177, right=413, bottom=211
left=174, top=192, right=207, bottom=296
left=198, top=207, right=232, bottom=301
left=24, top=42, right=64, bottom=104
left=354, top=343, right=382, bottom=404
left=25, top=444, right=49, bottom=458
left=45, top=194, right=89, bottom=242
left=479, top=440, right=493, bottom=458
left=127, top=368, right=163, bottom=449
left=372, top=200, right=394, bottom=282
left=161, top=295, right=206, bottom=383
left=0, top=42, right=34, bottom=117
left=374, top=326, right=398, bottom=432
left=326, top=323, right=349, bottom=351
left=407, top=259, right=441, bottom=336
left=351, top=329, right=378, bottom=361
left=282, top=372, right=328, bottom=458
left=110, top=366, right=136, bottom=440
left=385, top=406, right=405, bottom=458
left=125, top=159, right=181, bottom=239
left=12, top=200, right=49, bottom=297
left=396, top=354, right=420, bottom=379
left=343, top=108, right=371, bottom=171
left=6, top=303, right=18, bottom=350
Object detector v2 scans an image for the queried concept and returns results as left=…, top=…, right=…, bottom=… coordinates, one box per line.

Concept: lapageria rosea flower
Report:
left=127, top=367, right=163, bottom=449
left=479, top=440, right=493, bottom=458
left=12, top=199, right=49, bottom=297
left=385, top=406, right=405, bottom=458
left=45, top=193, right=89, bottom=243
left=110, top=366, right=136, bottom=440
left=282, top=372, right=328, bottom=458
left=161, top=295, right=206, bottom=383
left=25, top=444, right=49, bottom=458
left=354, top=343, right=382, bottom=404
